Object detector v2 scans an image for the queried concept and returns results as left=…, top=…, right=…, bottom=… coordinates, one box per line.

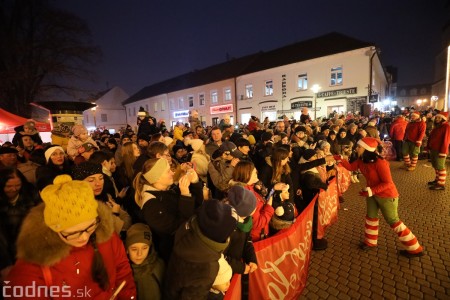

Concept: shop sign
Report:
left=291, top=101, right=313, bottom=109
left=210, top=104, right=233, bottom=115
left=317, top=87, right=357, bottom=98
left=261, top=105, right=276, bottom=111
left=369, top=94, right=379, bottom=103
left=173, top=110, right=189, bottom=118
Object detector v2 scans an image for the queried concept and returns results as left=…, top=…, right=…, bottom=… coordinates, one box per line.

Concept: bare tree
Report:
left=0, top=0, right=101, bottom=116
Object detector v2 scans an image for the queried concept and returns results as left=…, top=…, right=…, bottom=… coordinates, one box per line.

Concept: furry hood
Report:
left=16, top=201, right=115, bottom=266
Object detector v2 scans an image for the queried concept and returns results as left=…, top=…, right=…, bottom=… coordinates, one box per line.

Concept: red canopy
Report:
left=0, top=108, right=51, bottom=134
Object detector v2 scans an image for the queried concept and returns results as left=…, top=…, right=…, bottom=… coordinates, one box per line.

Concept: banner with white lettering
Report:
left=248, top=199, right=315, bottom=300
left=224, top=274, right=242, bottom=300
left=317, top=177, right=338, bottom=239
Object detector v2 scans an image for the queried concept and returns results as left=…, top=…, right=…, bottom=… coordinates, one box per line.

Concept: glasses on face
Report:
left=60, top=217, right=101, bottom=241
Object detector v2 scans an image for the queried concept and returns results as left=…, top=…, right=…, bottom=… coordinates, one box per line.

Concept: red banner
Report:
left=248, top=199, right=315, bottom=300
left=317, top=178, right=339, bottom=239
left=336, top=164, right=351, bottom=194
left=224, top=274, right=242, bottom=300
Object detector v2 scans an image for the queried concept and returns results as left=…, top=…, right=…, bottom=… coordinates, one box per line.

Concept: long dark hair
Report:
left=0, top=168, right=29, bottom=200
left=361, top=149, right=383, bottom=163
left=89, top=233, right=109, bottom=290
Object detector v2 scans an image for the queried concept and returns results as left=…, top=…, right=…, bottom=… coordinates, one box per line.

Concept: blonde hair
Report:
left=121, top=142, right=138, bottom=181
left=133, top=158, right=159, bottom=206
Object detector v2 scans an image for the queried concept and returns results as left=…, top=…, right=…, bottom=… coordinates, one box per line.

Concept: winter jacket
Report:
left=208, top=157, right=234, bottom=193
left=165, top=216, right=228, bottom=300
left=247, top=186, right=275, bottom=242
left=67, top=136, right=98, bottom=161
left=223, top=221, right=257, bottom=274
left=427, top=122, right=450, bottom=155
left=12, top=127, right=43, bottom=146
left=258, top=157, right=294, bottom=201
left=389, top=118, right=407, bottom=141
left=130, top=246, right=165, bottom=300
left=299, top=168, right=328, bottom=210
left=138, top=184, right=198, bottom=263
left=340, top=158, right=399, bottom=198
left=404, top=120, right=426, bottom=144
left=6, top=202, right=136, bottom=300
left=173, top=126, right=184, bottom=142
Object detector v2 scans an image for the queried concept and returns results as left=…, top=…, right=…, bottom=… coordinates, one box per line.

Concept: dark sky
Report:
left=55, top=0, right=449, bottom=98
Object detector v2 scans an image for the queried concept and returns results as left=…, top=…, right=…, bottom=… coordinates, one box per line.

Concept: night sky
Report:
left=54, top=0, right=449, bottom=99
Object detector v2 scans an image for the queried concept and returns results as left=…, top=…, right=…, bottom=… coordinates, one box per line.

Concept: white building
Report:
left=123, top=33, right=388, bottom=127
left=83, top=86, right=129, bottom=133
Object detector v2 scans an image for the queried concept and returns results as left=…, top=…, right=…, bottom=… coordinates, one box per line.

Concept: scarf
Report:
left=236, top=217, right=253, bottom=233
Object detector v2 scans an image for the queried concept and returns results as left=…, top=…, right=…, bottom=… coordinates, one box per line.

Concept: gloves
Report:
left=415, top=142, right=422, bottom=147
left=438, top=153, right=446, bottom=158
left=359, top=191, right=369, bottom=197
left=359, top=187, right=373, bottom=197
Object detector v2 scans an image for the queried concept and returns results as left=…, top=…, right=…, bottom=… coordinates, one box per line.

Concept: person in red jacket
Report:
left=426, top=112, right=450, bottom=190
left=6, top=175, right=136, bottom=299
left=338, top=137, right=424, bottom=258
left=389, top=115, right=408, bottom=161
left=402, top=112, right=426, bottom=171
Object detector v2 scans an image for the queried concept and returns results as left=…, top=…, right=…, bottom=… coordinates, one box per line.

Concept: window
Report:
left=128, top=108, right=131, bottom=117
left=133, top=107, right=136, bottom=116
left=178, top=97, right=184, bottom=108
left=297, top=73, right=308, bottom=90
left=245, top=84, right=253, bottom=99
left=199, top=93, right=205, bottom=106
left=211, top=91, right=218, bottom=103
left=154, top=102, right=158, bottom=112
left=188, top=95, right=194, bottom=107
left=145, top=104, right=149, bottom=112
left=161, top=101, right=165, bottom=111
left=224, top=88, right=232, bottom=101
left=101, top=114, right=107, bottom=122
left=400, top=89, right=406, bottom=96
left=410, top=89, right=417, bottom=96
left=265, top=80, right=273, bottom=96
left=169, top=98, right=175, bottom=110
left=330, top=66, right=343, bottom=86
left=420, top=88, right=427, bottom=95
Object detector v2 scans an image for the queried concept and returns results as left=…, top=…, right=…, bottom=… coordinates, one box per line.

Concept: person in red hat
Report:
left=402, top=112, right=426, bottom=171
left=338, top=137, right=424, bottom=258
left=426, top=111, right=450, bottom=190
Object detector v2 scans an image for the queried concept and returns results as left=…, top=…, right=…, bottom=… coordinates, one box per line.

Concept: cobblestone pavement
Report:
left=300, top=159, right=450, bottom=300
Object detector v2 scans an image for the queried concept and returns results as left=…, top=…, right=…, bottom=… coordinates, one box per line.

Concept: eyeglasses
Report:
left=60, top=217, right=101, bottom=241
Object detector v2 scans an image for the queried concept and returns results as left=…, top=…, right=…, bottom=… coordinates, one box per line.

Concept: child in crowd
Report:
left=126, top=223, right=165, bottom=300
left=66, top=124, right=98, bottom=161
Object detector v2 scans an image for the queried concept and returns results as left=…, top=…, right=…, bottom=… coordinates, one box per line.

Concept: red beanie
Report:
left=357, top=137, right=379, bottom=152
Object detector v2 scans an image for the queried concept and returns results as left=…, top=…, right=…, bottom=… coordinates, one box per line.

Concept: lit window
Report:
left=161, top=101, right=165, bottom=111
left=330, top=66, right=343, bottom=86
left=178, top=97, right=184, bottom=108
left=297, top=73, right=308, bottom=90
left=224, top=88, right=231, bottom=101
left=265, top=80, right=273, bottom=96
left=245, top=84, right=253, bottom=99
left=199, top=93, right=205, bottom=106
left=211, top=91, right=218, bottom=103
left=154, top=102, right=158, bottom=112
left=188, top=96, right=194, bottom=107
left=169, top=99, right=175, bottom=110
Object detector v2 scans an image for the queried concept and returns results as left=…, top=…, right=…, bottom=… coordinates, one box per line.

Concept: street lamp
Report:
left=431, top=95, right=438, bottom=109
left=311, top=84, right=321, bottom=120
left=416, top=99, right=422, bottom=109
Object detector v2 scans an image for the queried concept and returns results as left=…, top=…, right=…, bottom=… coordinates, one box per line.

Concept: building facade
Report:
left=123, top=33, right=389, bottom=128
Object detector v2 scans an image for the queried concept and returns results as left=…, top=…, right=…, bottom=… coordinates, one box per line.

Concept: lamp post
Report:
left=311, top=84, right=321, bottom=120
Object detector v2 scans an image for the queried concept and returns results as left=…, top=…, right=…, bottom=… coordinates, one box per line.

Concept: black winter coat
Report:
left=223, top=224, right=257, bottom=274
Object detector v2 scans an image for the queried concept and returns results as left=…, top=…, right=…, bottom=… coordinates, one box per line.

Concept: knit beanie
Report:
left=41, top=175, right=98, bottom=232
left=72, top=124, right=87, bottom=137
left=357, top=137, right=379, bottom=152
left=212, top=254, right=233, bottom=287
left=247, top=135, right=256, bottom=145
left=197, top=200, right=238, bottom=243
left=71, top=161, right=103, bottom=180
left=126, top=223, right=152, bottom=248
left=261, top=131, right=273, bottom=142
left=227, top=186, right=257, bottom=217
left=45, top=146, right=65, bottom=162
left=143, top=158, right=171, bottom=184
left=137, top=133, right=150, bottom=142
left=189, top=139, right=204, bottom=152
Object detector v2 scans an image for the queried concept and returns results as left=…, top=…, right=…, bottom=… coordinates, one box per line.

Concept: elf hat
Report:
left=357, top=137, right=379, bottom=152
left=436, top=111, right=448, bottom=121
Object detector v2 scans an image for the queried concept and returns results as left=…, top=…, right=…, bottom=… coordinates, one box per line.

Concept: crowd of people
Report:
left=0, top=106, right=448, bottom=299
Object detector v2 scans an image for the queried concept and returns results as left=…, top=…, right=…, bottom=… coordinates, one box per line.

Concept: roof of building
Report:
left=123, top=32, right=374, bottom=105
